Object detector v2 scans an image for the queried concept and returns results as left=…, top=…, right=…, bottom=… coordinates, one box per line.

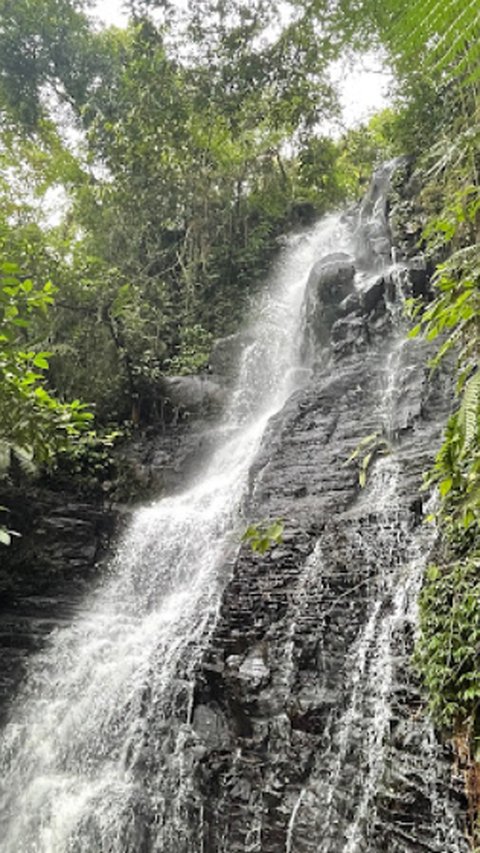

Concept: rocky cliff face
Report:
left=178, top=164, right=469, bottom=851
left=0, top=162, right=469, bottom=851
left=190, top=311, right=465, bottom=852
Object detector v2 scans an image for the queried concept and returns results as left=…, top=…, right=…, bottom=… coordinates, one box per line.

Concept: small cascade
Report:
left=275, top=240, right=463, bottom=853
left=281, top=336, right=435, bottom=853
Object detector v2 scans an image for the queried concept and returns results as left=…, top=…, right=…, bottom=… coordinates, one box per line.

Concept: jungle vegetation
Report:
left=0, top=0, right=479, bottom=837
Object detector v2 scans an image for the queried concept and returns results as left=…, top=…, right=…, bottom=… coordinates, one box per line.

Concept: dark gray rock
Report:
left=132, top=226, right=461, bottom=851
left=183, top=297, right=463, bottom=852
left=306, top=253, right=355, bottom=304
left=331, top=315, right=369, bottom=356
left=302, top=253, right=356, bottom=354
left=407, top=255, right=431, bottom=299
left=192, top=703, right=231, bottom=751
left=361, top=274, right=386, bottom=315
left=339, top=291, right=362, bottom=317
left=0, top=487, right=120, bottom=719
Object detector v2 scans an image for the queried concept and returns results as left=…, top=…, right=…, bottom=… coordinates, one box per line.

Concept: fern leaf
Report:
left=0, top=441, right=11, bottom=474
left=12, top=445, right=37, bottom=477
left=459, top=370, right=480, bottom=453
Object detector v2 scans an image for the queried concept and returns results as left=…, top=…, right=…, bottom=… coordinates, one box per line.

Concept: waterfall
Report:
left=275, top=270, right=464, bottom=851
left=0, top=215, right=351, bottom=853
left=0, top=163, right=467, bottom=853
left=169, top=163, right=464, bottom=852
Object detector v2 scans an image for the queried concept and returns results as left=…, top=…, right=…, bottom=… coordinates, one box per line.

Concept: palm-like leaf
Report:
left=373, top=0, right=480, bottom=96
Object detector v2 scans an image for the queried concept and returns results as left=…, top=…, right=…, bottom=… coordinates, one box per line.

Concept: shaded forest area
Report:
left=1, top=0, right=480, bottom=841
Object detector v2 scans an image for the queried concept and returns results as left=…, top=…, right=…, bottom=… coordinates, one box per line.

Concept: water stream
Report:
left=281, top=326, right=427, bottom=852
left=0, top=216, right=350, bottom=853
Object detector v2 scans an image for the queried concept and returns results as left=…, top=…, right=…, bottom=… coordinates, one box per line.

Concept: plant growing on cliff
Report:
left=405, top=120, right=480, bottom=844
left=346, top=431, right=391, bottom=487
left=415, top=557, right=480, bottom=729
left=242, top=519, right=284, bottom=554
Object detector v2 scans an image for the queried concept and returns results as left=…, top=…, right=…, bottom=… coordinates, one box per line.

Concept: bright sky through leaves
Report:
left=91, top=0, right=392, bottom=128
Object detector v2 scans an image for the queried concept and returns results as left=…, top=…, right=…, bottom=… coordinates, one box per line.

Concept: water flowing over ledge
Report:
left=0, top=217, right=351, bottom=852
left=0, top=165, right=468, bottom=852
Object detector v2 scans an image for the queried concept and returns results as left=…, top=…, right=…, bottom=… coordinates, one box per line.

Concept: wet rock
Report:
left=407, top=256, right=431, bottom=299
left=161, top=375, right=226, bottom=417
left=192, top=704, right=231, bottom=751
left=208, top=332, right=254, bottom=379
left=354, top=160, right=405, bottom=268
left=306, top=253, right=355, bottom=304
left=339, top=291, right=362, bottom=317
left=331, top=315, right=369, bottom=356
left=302, top=253, right=356, bottom=353
left=178, top=196, right=465, bottom=851
left=361, top=275, right=386, bottom=315
left=238, top=648, right=270, bottom=688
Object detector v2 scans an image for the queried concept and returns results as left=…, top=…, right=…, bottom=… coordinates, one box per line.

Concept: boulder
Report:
left=306, top=253, right=355, bottom=300
left=302, top=252, right=356, bottom=352
left=360, top=275, right=386, bottom=315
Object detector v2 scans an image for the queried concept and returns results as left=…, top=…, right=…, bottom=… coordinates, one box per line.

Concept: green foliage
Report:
left=416, top=557, right=480, bottom=730
left=0, top=257, right=93, bottom=543
left=0, top=262, right=92, bottom=463
left=346, top=432, right=391, bottom=487
left=166, top=325, right=213, bottom=376
left=337, top=109, right=404, bottom=195
left=408, top=203, right=480, bottom=535
left=374, top=0, right=480, bottom=92
left=334, top=0, right=480, bottom=108
left=50, top=428, right=125, bottom=494
left=322, top=0, right=479, bottom=160
left=0, top=0, right=357, bottom=424
left=242, top=519, right=284, bottom=555
left=405, top=101, right=480, bottom=782
left=0, top=0, right=104, bottom=127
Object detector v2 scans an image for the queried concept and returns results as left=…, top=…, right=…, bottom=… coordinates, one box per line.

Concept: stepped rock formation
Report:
left=0, top=163, right=469, bottom=852
left=190, top=257, right=464, bottom=853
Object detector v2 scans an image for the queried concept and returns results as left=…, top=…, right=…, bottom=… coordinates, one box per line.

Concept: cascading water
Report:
left=173, top=162, right=467, bottom=853
left=274, top=319, right=433, bottom=852
left=279, top=258, right=463, bottom=851
left=0, top=162, right=468, bottom=853
left=313, top=346, right=436, bottom=853
left=0, top=215, right=351, bottom=853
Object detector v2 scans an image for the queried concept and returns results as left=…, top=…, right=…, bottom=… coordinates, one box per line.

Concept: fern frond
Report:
left=11, top=445, right=37, bottom=476
left=377, top=0, right=480, bottom=101
left=0, top=440, right=11, bottom=474
left=459, top=369, right=480, bottom=453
